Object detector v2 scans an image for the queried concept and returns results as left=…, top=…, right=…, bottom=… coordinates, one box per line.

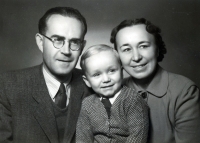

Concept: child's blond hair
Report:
left=80, top=44, right=121, bottom=74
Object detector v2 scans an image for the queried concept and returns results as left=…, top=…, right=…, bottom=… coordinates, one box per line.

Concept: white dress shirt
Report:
left=43, top=67, right=71, bottom=106
left=100, top=89, right=122, bottom=104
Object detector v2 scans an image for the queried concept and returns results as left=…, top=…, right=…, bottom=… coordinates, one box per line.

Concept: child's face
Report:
left=83, top=51, right=122, bottom=98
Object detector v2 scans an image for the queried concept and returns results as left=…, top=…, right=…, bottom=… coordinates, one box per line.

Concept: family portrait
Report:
left=0, top=0, right=200, bottom=143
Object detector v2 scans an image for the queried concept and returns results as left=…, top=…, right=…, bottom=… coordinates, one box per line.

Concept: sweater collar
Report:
left=126, top=66, right=168, bottom=97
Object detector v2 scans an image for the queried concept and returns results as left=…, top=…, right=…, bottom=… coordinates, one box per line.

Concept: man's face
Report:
left=115, top=24, right=158, bottom=80
left=41, top=14, right=84, bottom=80
left=84, top=51, right=122, bottom=98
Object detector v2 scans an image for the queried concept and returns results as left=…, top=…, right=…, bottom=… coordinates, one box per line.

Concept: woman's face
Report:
left=115, top=24, right=158, bottom=80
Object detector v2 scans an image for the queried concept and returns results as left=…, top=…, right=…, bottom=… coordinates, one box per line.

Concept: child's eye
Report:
left=93, top=73, right=100, bottom=77
left=109, top=69, right=116, bottom=73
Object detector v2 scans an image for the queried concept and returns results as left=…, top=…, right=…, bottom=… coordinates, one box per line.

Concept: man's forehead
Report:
left=45, top=14, right=84, bottom=37
left=46, top=14, right=80, bottom=26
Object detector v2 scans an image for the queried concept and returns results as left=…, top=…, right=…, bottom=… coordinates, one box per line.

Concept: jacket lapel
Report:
left=63, top=70, right=85, bottom=143
left=31, top=65, right=59, bottom=143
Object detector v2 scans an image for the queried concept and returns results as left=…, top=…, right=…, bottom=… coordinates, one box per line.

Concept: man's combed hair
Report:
left=110, top=18, right=167, bottom=62
left=80, top=44, right=121, bottom=73
left=38, top=7, right=87, bottom=36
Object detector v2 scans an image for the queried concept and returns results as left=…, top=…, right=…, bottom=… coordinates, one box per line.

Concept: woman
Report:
left=110, top=18, right=200, bottom=143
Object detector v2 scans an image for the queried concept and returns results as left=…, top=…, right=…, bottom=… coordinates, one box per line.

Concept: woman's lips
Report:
left=132, top=63, right=147, bottom=69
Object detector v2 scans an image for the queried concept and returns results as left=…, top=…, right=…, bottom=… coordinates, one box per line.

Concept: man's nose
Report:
left=60, top=41, right=71, bottom=55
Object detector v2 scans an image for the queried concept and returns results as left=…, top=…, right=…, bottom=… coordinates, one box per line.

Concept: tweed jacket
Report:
left=124, top=66, right=200, bottom=143
left=76, top=86, right=149, bottom=143
left=0, top=64, right=92, bottom=143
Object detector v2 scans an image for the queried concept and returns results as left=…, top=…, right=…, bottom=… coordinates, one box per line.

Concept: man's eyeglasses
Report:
left=40, top=33, right=85, bottom=51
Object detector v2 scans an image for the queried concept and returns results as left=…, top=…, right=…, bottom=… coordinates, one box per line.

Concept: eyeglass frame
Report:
left=40, top=33, right=85, bottom=51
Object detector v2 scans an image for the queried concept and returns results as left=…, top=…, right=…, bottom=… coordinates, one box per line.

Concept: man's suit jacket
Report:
left=0, top=64, right=93, bottom=143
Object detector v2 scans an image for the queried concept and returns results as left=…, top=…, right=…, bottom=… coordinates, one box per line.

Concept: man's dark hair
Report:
left=38, top=7, right=87, bottom=37
left=110, top=18, right=167, bottom=62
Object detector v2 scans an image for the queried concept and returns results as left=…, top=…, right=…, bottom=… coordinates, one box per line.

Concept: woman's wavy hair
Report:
left=110, top=18, right=167, bottom=62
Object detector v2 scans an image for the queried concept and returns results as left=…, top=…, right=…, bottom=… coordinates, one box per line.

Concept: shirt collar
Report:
left=100, top=89, right=122, bottom=104
left=126, top=66, right=168, bottom=97
left=42, top=66, right=72, bottom=99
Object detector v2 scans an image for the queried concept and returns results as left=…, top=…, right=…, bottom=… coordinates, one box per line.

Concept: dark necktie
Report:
left=101, top=98, right=112, bottom=118
left=55, top=83, right=67, bottom=109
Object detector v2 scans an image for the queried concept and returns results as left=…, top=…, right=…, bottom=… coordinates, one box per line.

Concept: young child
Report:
left=76, top=44, right=149, bottom=143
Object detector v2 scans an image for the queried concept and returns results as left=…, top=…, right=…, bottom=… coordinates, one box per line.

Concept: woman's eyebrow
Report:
left=138, top=41, right=150, bottom=44
left=120, top=43, right=130, bottom=48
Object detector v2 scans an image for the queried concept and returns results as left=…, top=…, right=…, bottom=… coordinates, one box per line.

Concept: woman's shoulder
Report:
left=162, top=69, right=199, bottom=99
left=166, top=69, right=196, bottom=87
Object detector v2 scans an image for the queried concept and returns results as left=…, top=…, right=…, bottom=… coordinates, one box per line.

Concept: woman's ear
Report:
left=82, top=75, right=91, bottom=88
left=35, top=33, right=44, bottom=53
left=156, top=47, right=159, bottom=57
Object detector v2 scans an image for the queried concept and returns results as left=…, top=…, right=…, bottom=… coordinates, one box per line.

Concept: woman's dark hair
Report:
left=110, top=18, right=167, bottom=62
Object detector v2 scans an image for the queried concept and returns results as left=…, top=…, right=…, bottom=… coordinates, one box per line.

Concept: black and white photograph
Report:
left=0, top=0, right=200, bottom=143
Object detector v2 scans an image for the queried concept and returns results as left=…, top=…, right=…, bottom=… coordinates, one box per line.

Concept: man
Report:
left=0, top=7, right=92, bottom=143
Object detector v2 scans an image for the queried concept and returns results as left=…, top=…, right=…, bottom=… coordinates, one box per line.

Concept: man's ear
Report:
left=80, top=40, right=86, bottom=55
left=82, top=75, right=91, bottom=88
left=83, top=40, right=86, bottom=48
left=35, top=33, right=44, bottom=53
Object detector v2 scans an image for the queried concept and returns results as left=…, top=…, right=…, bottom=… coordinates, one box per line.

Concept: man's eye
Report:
left=70, top=40, right=81, bottom=45
left=53, top=39, right=64, bottom=45
left=53, top=38, right=63, bottom=42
